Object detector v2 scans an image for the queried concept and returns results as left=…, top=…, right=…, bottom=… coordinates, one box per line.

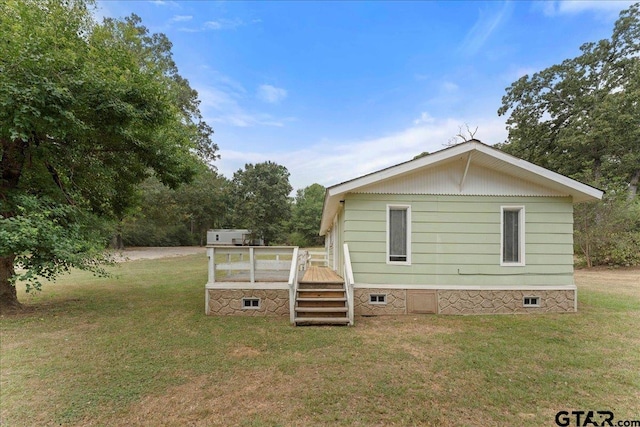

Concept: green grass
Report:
left=1, top=255, right=639, bottom=426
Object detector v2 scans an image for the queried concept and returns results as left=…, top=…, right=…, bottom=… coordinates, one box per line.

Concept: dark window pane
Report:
left=503, top=210, right=519, bottom=263
left=389, top=209, right=407, bottom=261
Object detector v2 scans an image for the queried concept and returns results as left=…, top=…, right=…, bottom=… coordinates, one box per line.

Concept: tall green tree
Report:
left=497, top=3, right=640, bottom=267
left=122, top=168, right=231, bottom=246
left=230, top=162, right=292, bottom=246
left=175, top=168, right=232, bottom=245
left=291, top=183, right=326, bottom=247
left=0, top=0, right=217, bottom=309
left=497, top=3, right=639, bottom=196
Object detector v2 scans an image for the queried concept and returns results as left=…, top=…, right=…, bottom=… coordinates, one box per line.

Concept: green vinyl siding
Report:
left=342, top=194, right=574, bottom=287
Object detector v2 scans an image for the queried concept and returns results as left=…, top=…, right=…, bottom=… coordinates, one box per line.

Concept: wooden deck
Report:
left=300, top=266, right=343, bottom=284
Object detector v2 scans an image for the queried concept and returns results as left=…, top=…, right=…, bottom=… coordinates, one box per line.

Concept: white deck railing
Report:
left=306, top=250, right=328, bottom=267
left=343, top=243, right=355, bottom=326
left=206, top=246, right=296, bottom=284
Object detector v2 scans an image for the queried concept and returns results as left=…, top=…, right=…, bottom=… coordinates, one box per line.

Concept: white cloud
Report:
left=198, top=86, right=285, bottom=128
left=171, top=15, right=192, bottom=22
left=215, top=115, right=508, bottom=191
left=194, top=74, right=291, bottom=128
left=204, top=18, right=244, bottom=30
left=540, top=1, right=635, bottom=17
left=459, top=2, right=513, bottom=56
left=413, top=112, right=436, bottom=125
left=257, top=84, right=288, bottom=104
left=178, top=17, right=249, bottom=33
left=149, top=0, right=180, bottom=7
left=177, top=27, right=200, bottom=33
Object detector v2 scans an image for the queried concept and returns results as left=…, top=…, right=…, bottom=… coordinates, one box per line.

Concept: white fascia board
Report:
left=320, top=188, right=342, bottom=236
left=328, top=142, right=474, bottom=196
left=473, top=144, right=603, bottom=202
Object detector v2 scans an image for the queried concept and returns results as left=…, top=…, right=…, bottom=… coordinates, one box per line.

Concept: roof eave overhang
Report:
left=318, top=141, right=604, bottom=235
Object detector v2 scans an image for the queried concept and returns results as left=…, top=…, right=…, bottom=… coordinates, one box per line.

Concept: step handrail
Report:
left=343, top=243, right=355, bottom=326
left=288, top=247, right=302, bottom=325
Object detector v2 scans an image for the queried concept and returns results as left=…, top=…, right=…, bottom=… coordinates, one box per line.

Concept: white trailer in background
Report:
left=206, top=229, right=264, bottom=246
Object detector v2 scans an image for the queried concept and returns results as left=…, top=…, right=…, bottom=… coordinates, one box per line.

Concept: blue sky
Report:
left=96, top=1, right=635, bottom=191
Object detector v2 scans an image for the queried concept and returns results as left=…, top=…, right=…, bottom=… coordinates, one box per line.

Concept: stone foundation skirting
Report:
left=437, top=289, right=575, bottom=315
left=354, top=288, right=407, bottom=315
left=353, top=287, right=576, bottom=315
left=206, top=289, right=289, bottom=316
left=205, top=287, right=576, bottom=318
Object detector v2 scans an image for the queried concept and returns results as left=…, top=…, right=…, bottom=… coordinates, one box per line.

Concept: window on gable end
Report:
left=501, top=206, right=525, bottom=266
left=387, top=205, right=411, bottom=264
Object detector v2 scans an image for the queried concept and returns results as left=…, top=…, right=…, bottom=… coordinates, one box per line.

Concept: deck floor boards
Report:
left=300, top=266, right=343, bottom=283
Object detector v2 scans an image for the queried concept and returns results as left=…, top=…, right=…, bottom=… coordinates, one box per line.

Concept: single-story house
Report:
left=319, top=139, right=603, bottom=315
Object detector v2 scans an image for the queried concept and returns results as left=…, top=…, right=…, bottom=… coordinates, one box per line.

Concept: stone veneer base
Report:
left=206, top=287, right=576, bottom=317
left=207, top=289, right=289, bottom=316
left=354, top=288, right=576, bottom=315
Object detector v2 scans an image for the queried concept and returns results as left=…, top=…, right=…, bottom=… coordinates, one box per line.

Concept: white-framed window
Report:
left=242, top=298, right=261, bottom=309
left=387, top=205, right=411, bottom=264
left=501, top=206, right=525, bottom=266
left=369, top=294, right=387, bottom=305
left=523, top=296, right=540, bottom=307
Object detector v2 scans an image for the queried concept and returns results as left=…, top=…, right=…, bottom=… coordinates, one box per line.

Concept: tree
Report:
left=291, top=183, right=326, bottom=247
left=175, top=168, right=232, bottom=245
left=0, top=0, right=217, bottom=309
left=122, top=168, right=231, bottom=246
left=121, top=177, right=192, bottom=247
left=497, top=3, right=640, bottom=267
left=230, top=162, right=292, bottom=246
left=497, top=4, right=639, bottom=197
left=446, top=124, right=479, bottom=147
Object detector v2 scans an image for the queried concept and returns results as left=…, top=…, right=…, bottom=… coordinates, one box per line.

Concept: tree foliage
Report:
left=0, top=0, right=217, bottom=308
left=574, top=198, right=640, bottom=267
left=122, top=168, right=231, bottom=247
left=290, top=183, right=326, bottom=247
left=498, top=3, right=640, bottom=266
left=230, top=162, right=292, bottom=246
left=498, top=4, right=639, bottom=194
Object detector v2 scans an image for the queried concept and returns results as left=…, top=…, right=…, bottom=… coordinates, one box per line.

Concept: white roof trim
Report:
left=320, top=140, right=603, bottom=235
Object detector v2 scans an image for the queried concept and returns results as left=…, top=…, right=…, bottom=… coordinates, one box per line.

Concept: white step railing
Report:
left=289, top=247, right=305, bottom=325
left=343, top=243, right=355, bottom=326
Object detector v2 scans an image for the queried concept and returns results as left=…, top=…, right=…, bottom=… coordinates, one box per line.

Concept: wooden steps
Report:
left=294, top=317, right=351, bottom=325
left=295, top=266, right=350, bottom=326
left=296, top=307, right=348, bottom=313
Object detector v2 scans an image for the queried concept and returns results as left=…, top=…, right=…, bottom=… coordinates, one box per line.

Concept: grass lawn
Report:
left=1, top=254, right=639, bottom=426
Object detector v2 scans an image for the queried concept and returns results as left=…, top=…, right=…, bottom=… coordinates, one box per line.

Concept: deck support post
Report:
left=207, top=246, right=215, bottom=285
left=249, top=247, right=255, bottom=283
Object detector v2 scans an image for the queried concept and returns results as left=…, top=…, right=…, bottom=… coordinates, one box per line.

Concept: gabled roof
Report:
left=320, top=139, right=603, bottom=235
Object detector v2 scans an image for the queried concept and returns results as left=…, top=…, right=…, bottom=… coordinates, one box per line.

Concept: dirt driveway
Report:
left=113, top=246, right=205, bottom=262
